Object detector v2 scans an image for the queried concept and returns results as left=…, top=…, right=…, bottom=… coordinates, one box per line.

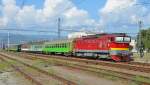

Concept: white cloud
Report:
left=42, top=0, right=73, bottom=18
left=99, top=0, right=150, bottom=33
left=101, top=0, right=136, bottom=13
left=0, top=0, right=96, bottom=33
left=1, top=0, right=19, bottom=26
left=0, top=17, right=7, bottom=27
left=16, top=6, right=37, bottom=26
left=64, top=7, right=95, bottom=26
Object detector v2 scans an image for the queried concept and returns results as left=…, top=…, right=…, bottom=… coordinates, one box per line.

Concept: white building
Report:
left=130, top=39, right=138, bottom=52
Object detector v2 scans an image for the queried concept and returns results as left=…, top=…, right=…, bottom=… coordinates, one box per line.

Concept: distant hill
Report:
left=0, top=33, right=66, bottom=45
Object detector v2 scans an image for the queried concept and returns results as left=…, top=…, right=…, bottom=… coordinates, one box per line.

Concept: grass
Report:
left=0, top=61, right=11, bottom=72
left=133, top=53, right=150, bottom=63
left=133, top=75, right=150, bottom=84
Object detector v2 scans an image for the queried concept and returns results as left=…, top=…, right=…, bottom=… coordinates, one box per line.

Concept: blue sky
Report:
left=15, top=0, right=106, bottom=21
left=72, top=0, right=106, bottom=20
left=1, top=0, right=150, bottom=35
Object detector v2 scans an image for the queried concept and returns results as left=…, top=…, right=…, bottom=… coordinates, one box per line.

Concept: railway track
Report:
left=3, top=52, right=150, bottom=85
left=0, top=53, right=77, bottom=85
left=0, top=56, right=42, bottom=85
left=21, top=52, right=150, bottom=73
left=127, top=62, right=150, bottom=67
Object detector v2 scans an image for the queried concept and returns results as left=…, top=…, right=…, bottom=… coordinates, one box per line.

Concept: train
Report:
left=8, top=33, right=133, bottom=62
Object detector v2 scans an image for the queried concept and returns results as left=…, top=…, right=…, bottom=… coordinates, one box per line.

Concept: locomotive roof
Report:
left=81, top=33, right=127, bottom=39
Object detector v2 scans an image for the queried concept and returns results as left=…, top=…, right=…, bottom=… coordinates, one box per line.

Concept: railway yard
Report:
left=0, top=51, right=149, bottom=85
left=1, top=0, right=150, bottom=85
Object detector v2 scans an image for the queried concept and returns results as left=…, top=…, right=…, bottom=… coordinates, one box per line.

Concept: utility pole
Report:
left=138, top=20, right=142, bottom=46
left=7, top=32, right=10, bottom=51
left=2, top=41, right=5, bottom=50
left=138, top=20, right=144, bottom=58
left=58, top=18, right=61, bottom=39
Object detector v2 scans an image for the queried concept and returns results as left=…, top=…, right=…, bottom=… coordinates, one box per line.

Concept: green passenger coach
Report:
left=30, top=44, right=43, bottom=52
left=42, top=39, right=74, bottom=55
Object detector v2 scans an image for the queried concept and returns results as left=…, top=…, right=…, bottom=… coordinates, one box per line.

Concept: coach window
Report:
left=64, top=43, right=66, bottom=48
left=55, top=44, right=56, bottom=48
left=58, top=44, right=60, bottom=48
left=64, top=43, right=65, bottom=48
left=59, top=44, right=60, bottom=48
left=62, top=44, right=63, bottom=48
left=53, top=45, right=54, bottom=48
left=64, top=44, right=65, bottom=48
left=62, top=44, right=64, bottom=48
left=68, top=43, right=70, bottom=47
left=59, top=44, right=61, bottom=48
left=65, top=43, right=67, bottom=48
left=61, top=44, right=62, bottom=48
left=56, top=44, right=58, bottom=48
left=58, top=44, right=59, bottom=48
left=57, top=44, right=59, bottom=48
left=60, top=44, right=62, bottom=48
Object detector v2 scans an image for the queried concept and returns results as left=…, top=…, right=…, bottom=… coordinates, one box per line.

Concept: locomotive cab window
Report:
left=124, top=37, right=131, bottom=42
left=115, top=37, right=124, bottom=42
left=115, top=37, right=131, bottom=42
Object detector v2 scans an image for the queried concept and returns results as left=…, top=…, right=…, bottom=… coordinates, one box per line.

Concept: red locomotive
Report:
left=74, top=33, right=132, bottom=61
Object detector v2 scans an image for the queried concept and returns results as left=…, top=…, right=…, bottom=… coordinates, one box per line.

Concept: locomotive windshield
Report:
left=115, top=37, right=131, bottom=42
left=124, top=37, right=131, bottom=42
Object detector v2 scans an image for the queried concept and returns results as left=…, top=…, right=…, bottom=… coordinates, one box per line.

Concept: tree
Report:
left=137, top=28, right=150, bottom=52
